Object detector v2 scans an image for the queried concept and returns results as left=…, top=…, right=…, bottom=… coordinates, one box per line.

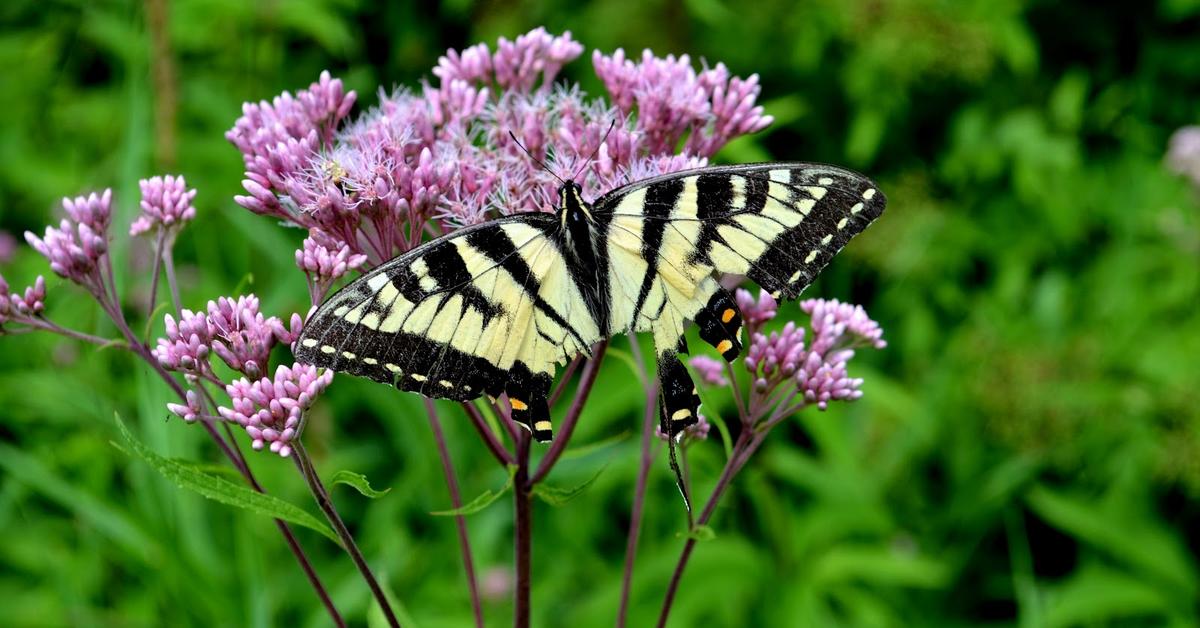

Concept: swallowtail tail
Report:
left=295, top=164, right=885, bottom=440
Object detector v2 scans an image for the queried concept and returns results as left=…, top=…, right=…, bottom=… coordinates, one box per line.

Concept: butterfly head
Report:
left=558, top=180, right=593, bottom=228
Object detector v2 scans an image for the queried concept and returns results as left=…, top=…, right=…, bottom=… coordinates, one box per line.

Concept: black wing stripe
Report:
left=468, top=227, right=589, bottom=349
left=630, top=177, right=682, bottom=325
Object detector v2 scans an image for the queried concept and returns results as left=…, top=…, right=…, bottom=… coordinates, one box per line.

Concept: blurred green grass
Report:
left=2, top=0, right=1199, bottom=626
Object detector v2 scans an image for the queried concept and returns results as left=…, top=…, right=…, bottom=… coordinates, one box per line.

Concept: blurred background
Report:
left=2, top=0, right=1199, bottom=626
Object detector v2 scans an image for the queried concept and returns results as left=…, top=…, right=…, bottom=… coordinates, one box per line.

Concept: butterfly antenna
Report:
left=509, top=130, right=566, bottom=185
left=572, top=119, right=617, bottom=182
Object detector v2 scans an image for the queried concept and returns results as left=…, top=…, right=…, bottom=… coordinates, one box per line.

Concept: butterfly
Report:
left=294, top=163, right=885, bottom=441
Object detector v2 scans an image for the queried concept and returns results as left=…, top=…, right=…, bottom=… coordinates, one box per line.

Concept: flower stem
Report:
left=461, top=401, right=515, bottom=466
left=424, top=399, right=484, bottom=628
left=147, top=230, right=166, bottom=317
left=616, top=380, right=659, bottom=628
left=28, top=317, right=123, bottom=347
left=514, top=432, right=533, bottom=628
left=292, top=441, right=402, bottom=628
left=162, top=244, right=183, bottom=319
left=656, top=428, right=757, bottom=628
left=277, top=515, right=347, bottom=628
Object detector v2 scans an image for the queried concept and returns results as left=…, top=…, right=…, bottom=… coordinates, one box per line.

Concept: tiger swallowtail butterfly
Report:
left=294, top=163, right=885, bottom=441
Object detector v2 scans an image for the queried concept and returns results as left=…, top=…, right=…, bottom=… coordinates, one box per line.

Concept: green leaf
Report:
left=531, top=466, right=607, bottom=506
left=431, top=465, right=517, bottom=516
left=0, top=442, right=161, bottom=564
left=604, top=346, right=648, bottom=386
left=113, top=414, right=340, bottom=546
left=330, top=470, right=391, bottom=499
left=366, top=572, right=422, bottom=628
left=559, top=431, right=630, bottom=461
left=687, top=525, right=717, bottom=542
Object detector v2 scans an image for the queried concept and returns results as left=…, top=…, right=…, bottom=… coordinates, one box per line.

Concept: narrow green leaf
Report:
left=114, top=414, right=340, bottom=545
left=604, top=346, right=647, bottom=385
left=0, top=442, right=160, bottom=563
left=367, top=572, right=422, bottom=628
left=431, top=465, right=517, bottom=516
left=169, top=459, right=245, bottom=481
left=559, top=431, right=630, bottom=461
left=330, top=470, right=391, bottom=499
left=531, top=466, right=607, bottom=506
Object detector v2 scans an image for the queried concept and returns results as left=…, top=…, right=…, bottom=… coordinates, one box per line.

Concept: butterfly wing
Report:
left=593, top=162, right=886, bottom=309
left=294, top=214, right=601, bottom=420
left=591, top=162, right=886, bottom=435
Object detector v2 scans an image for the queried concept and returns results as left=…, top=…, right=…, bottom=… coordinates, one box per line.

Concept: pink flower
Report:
left=206, top=295, right=288, bottom=379
left=801, top=299, right=887, bottom=351
left=689, top=355, right=729, bottom=386
left=296, top=229, right=369, bottom=298
left=736, top=288, right=778, bottom=330
left=167, top=390, right=203, bottom=423
left=0, top=274, right=47, bottom=324
left=745, top=321, right=806, bottom=383
left=25, top=191, right=112, bottom=296
left=219, top=363, right=334, bottom=457
left=131, top=175, right=197, bottom=237
left=153, top=309, right=213, bottom=374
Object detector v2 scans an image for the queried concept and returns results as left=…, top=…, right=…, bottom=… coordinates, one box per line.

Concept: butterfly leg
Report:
left=693, top=288, right=743, bottom=362
left=506, top=361, right=554, bottom=442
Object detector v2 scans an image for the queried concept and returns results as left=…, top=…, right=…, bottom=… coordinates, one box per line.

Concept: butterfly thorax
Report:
left=556, top=180, right=611, bottom=334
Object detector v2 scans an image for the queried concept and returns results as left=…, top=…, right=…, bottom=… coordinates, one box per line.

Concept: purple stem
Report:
left=548, top=355, right=582, bottom=406
left=423, top=399, right=484, bottom=628
left=656, top=428, right=762, bottom=628
left=25, top=317, right=124, bottom=347
left=724, top=362, right=749, bottom=424
left=460, top=402, right=515, bottom=466
left=514, top=431, right=532, bottom=628
left=529, top=340, right=608, bottom=485
left=146, top=229, right=165, bottom=316
left=292, top=441, right=402, bottom=628
left=161, top=244, right=182, bottom=319
left=88, top=268, right=344, bottom=625
left=616, top=380, right=659, bottom=628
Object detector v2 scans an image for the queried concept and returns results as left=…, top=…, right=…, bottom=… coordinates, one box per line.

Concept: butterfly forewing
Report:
left=593, top=163, right=885, bottom=305
left=294, top=213, right=601, bottom=403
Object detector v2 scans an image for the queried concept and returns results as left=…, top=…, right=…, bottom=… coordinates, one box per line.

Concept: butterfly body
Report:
left=294, top=163, right=885, bottom=441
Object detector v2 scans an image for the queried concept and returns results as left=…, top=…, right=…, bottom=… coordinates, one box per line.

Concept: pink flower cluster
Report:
left=24, top=190, right=112, bottom=294
left=296, top=229, right=369, bottom=300
left=131, top=175, right=197, bottom=238
left=689, top=355, right=729, bottom=386
left=735, top=288, right=779, bottom=329
left=154, top=294, right=301, bottom=380
left=228, top=70, right=357, bottom=221
left=0, top=274, right=46, bottom=324
left=721, top=289, right=886, bottom=412
left=434, top=27, right=583, bottom=92
left=218, top=363, right=334, bottom=457
left=593, top=49, right=774, bottom=157
left=225, top=29, right=774, bottom=304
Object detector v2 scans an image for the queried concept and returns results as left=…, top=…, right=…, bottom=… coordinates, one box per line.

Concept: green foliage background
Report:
left=2, top=1, right=1199, bottom=626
